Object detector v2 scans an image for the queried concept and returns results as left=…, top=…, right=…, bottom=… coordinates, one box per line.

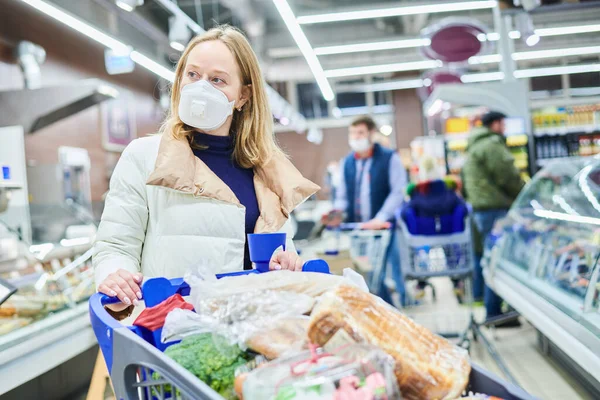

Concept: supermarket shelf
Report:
left=0, top=302, right=95, bottom=394
left=537, top=156, right=594, bottom=168
left=484, top=265, right=600, bottom=386
left=534, top=125, right=599, bottom=137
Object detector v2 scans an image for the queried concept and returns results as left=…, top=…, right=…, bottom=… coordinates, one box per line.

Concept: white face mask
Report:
left=349, top=138, right=371, bottom=153
left=178, top=80, right=236, bottom=131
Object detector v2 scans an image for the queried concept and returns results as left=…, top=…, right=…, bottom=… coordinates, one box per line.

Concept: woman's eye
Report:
left=211, top=77, right=225, bottom=84
left=187, top=71, right=199, bottom=80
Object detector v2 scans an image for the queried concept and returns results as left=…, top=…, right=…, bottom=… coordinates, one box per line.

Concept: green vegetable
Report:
left=156, top=333, right=250, bottom=399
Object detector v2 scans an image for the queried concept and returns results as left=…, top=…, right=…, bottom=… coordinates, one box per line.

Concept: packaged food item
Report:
left=186, top=269, right=364, bottom=308
left=307, top=285, right=470, bottom=400
left=242, top=344, right=400, bottom=400
left=161, top=290, right=314, bottom=349
left=133, top=293, right=194, bottom=331
left=246, top=316, right=310, bottom=359
left=157, top=333, right=251, bottom=400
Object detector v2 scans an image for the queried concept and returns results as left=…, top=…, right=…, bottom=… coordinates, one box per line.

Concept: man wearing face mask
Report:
left=328, top=116, right=408, bottom=305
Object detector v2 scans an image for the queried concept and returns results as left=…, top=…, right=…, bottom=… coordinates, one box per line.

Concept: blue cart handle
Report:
left=89, top=260, right=329, bottom=373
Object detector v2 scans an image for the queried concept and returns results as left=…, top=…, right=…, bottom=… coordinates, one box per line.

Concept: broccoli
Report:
left=156, top=333, right=250, bottom=399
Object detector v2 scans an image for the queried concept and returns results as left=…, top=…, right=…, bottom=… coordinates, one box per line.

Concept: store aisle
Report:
left=406, top=278, right=591, bottom=400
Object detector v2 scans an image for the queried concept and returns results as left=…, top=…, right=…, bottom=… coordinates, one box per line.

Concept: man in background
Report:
left=463, top=111, right=525, bottom=326
left=328, top=115, right=407, bottom=306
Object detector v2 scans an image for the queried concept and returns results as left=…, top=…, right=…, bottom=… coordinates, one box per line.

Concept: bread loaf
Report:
left=246, top=317, right=309, bottom=359
left=307, top=285, right=471, bottom=400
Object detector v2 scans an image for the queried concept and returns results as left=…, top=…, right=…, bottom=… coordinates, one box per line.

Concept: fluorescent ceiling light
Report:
left=297, top=1, right=497, bottom=25
left=314, top=38, right=431, bottom=56
left=325, top=60, right=441, bottom=78
left=130, top=51, right=175, bottom=81
left=272, top=0, right=334, bottom=101
left=20, top=0, right=129, bottom=52
left=469, top=45, right=600, bottom=65
left=115, top=1, right=135, bottom=12
left=514, top=45, right=600, bottom=61
left=461, top=72, right=505, bottom=83
left=536, top=24, right=600, bottom=37
left=170, top=41, right=186, bottom=52
left=525, top=33, right=540, bottom=47
left=515, top=63, right=600, bottom=79
left=20, top=0, right=176, bottom=82
left=337, top=78, right=423, bottom=93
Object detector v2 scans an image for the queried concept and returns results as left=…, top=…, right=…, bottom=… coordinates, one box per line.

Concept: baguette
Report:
left=307, top=285, right=470, bottom=400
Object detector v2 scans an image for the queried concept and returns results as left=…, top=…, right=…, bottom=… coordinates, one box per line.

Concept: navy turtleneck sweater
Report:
left=192, top=132, right=259, bottom=270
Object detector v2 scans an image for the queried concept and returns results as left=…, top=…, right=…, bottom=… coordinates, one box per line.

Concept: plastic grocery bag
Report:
left=162, top=288, right=314, bottom=347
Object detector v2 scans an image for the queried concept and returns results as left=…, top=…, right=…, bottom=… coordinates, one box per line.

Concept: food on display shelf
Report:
left=307, top=285, right=471, bottom=400
left=245, top=316, right=310, bottom=360
left=158, top=333, right=251, bottom=400
left=0, top=305, right=16, bottom=317
left=0, top=317, right=32, bottom=335
left=241, top=344, right=400, bottom=400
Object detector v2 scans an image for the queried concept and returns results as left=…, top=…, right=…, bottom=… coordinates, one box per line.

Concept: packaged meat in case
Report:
left=241, top=343, right=400, bottom=400
left=307, top=285, right=471, bottom=400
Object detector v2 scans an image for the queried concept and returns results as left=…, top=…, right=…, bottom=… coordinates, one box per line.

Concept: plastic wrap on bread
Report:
left=307, top=285, right=471, bottom=400
left=242, top=344, right=401, bottom=400
left=186, top=268, right=366, bottom=308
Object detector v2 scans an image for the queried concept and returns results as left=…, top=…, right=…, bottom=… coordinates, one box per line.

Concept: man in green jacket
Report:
left=463, top=111, right=525, bottom=325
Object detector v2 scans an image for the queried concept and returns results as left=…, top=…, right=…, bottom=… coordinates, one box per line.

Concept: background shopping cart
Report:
left=322, top=223, right=392, bottom=295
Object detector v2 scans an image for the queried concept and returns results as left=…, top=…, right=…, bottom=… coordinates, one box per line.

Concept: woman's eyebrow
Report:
left=186, top=63, right=231, bottom=78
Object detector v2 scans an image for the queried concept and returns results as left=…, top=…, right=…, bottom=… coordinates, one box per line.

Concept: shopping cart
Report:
left=89, top=260, right=329, bottom=400
left=89, top=264, right=536, bottom=399
left=396, top=206, right=522, bottom=387
left=322, top=223, right=392, bottom=294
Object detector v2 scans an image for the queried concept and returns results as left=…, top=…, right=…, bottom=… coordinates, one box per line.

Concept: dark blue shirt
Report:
left=192, top=133, right=259, bottom=270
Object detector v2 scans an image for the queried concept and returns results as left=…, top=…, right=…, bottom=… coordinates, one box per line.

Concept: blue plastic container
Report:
left=247, top=232, right=286, bottom=272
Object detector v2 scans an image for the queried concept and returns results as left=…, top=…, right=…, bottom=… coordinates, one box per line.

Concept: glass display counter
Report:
left=485, top=156, right=600, bottom=393
left=0, top=203, right=97, bottom=395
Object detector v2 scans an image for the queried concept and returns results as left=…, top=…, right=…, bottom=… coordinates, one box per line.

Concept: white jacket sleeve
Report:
left=279, top=219, right=297, bottom=254
left=93, top=141, right=149, bottom=288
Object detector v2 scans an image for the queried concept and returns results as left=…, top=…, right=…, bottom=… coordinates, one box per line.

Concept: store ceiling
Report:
left=45, top=0, right=600, bottom=91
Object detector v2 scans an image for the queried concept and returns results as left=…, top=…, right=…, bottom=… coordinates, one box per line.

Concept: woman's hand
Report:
left=98, top=269, right=143, bottom=309
left=270, top=251, right=303, bottom=272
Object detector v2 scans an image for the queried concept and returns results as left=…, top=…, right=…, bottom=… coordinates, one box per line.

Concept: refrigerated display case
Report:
left=484, top=156, right=600, bottom=395
left=0, top=203, right=97, bottom=395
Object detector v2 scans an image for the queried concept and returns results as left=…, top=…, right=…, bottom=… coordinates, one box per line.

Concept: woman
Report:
left=94, top=25, right=319, bottom=311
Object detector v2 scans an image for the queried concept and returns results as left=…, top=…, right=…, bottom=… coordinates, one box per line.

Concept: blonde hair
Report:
left=162, top=25, right=279, bottom=168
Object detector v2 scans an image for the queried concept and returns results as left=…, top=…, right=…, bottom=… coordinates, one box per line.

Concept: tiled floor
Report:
left=405, top=278, right=592, bottom=400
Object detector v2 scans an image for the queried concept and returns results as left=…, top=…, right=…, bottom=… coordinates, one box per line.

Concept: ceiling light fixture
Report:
left=515, top=63, right=600, bottom=79
left=516, top=13, right=539, bottom=47
left=297, top=1, right=497, bottom=25
left=314, top=38, right=431, bottom=56
left=325, top=60, right=442, bottom=78
left=168, top=15, right=191, bottom=52
left=272, top=0, right=334, bottom=101
left=115, top=0, right=143, bottom=12
left=380, top=125, right=393, bottom=136
left=20, top=0, right=129, bottom=52
left=130, top=51, right=175, bottom=81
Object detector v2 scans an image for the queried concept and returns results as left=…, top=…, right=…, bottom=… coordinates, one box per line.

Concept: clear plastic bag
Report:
left=185, top=265, right=368, bottom=309
left=242, top=344, right=401, bottom=400
left=162, top=289, right=314, bottom=348
left=307, top=285, right=471, bottom=400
